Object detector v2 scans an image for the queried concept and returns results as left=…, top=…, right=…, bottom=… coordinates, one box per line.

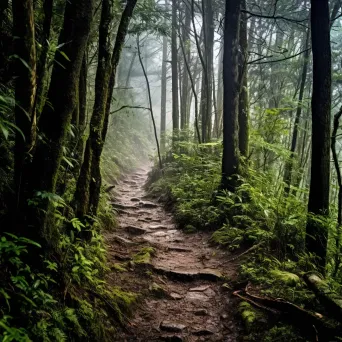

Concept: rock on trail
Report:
left=105, top=165, right=240, bottom=341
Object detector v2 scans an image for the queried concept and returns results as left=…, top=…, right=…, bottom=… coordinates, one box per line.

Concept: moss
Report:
left=269, top=269, right=300, bottom=287
left=133, top=247, right=156, bottom=264
left=149, top=282, right=169, bottom=298
left=211, top=225, right=244, bottom=250
left=184, top=224, right=197, bottom=234
left=238, top=301, right=258, bottom=332
left=112, top=263, right=127, bottom=272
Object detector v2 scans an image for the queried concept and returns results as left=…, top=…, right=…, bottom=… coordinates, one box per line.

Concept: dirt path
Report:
left=106, top=165, right=240, bottom=341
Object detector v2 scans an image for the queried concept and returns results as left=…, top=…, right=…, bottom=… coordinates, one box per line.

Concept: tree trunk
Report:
left=82, top=0, right=137, bottom=219
left=305, top=0, right=331, bottom=271
left=283, top=28, right=310, bottom=195
left=238, top=0, right=249, bottom=158
left=29, top=0, right=94, bottom=241
left=35, top=0, right=54, bottom=115
left=180, top=0, right=191, bottom=130
left=74, top=0, right=113, bottom=219
left=160, top=7, right=168, bottom=151
left=12, top=0, right=37, bottom=212
left=171, top=0, right=179, bottom=136
left=220, top=0, right=241, bottom=191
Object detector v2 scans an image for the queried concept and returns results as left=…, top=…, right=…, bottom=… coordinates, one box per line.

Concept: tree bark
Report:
left=171, top=0, right=179, bottom=136
left=160, top=0, right=168, bottom=151
left=74, top=0, right=114, bottom=219
left=91, top=0, right=137, bottom=216
left=220, top=0, right=241, bottom=191
left=180, top=0, right=191, bottom=130
left=12, top=0, right=37, bottom=211
left=29, top=0, right=95, bottom=240
left=283, top=28, right=310, bottom=196
left=305, top=0, right=331, bottom=270
left=35, top=0, right=54, bottom=115
left=238, top=0, right=249, bottom=158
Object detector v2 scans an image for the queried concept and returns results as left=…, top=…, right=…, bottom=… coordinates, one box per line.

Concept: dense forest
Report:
left=1, top=0, right=342, bottom=340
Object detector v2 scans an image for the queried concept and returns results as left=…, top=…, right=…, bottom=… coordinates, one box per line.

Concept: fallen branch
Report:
left=233, top=289, right=340, bottom=340
left=110, top=105, right=151, bottom=115
left=227, top=241, right=264, bottom=262
left=304, top=273, right=342, bottom=322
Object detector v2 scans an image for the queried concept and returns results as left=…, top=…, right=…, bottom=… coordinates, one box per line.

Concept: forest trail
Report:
left=106, top=165, right=240, bottom=341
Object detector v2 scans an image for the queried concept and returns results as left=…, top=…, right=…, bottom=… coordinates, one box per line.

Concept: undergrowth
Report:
left=0, top=191, right=136, bottom=341
left=147, top=138, right=342, bottom=341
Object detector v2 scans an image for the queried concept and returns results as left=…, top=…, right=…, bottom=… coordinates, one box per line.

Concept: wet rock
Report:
left=161, top=336, right=183, bottom=342
left=151, top=231, right=169, bottom=237
left=194, top=309, right=208, bottom=316
left=168, top=246, right=193, bottom=252
left=160, top=322, right=187, bottom=333
left=204, top=287, right=216, bottom=297
left=149, top=282, right=169, bottom=298
left=170, top=292, right=183, bottom=300
left=189, top=285, right=211, bottom=292
left=111, top=203, right=137, bottom=210
left=130, top=197, right=140, bottom=202
left=185, top=291, right=209, bottom=302
left=140, top=201, right=158, bottom=208
left=153, top=266, right=223, bottom=281
left=150, top=225, right=169, bottom=230
left=124, top=225, right=147, bottom=235
left=192, top=328, right=215, bottom=336
left=111, top=235, right=136, bottom=246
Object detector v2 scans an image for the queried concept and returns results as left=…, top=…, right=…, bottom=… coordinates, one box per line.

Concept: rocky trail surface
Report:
left=105, top=166, right=240, bottom=341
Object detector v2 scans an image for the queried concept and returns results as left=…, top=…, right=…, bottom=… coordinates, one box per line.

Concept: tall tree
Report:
left=74, top=0, right=114, bottom=219
left=220, top=0, right=241, bottom=191
left=305, top=0, right=331, bottom=270
left=75, top=0, right=138, bottom=219
left=171, top=0, right=179, bottom=135
left=29, top=0, right=95, bottom=240
left=180, top=0, right=191, bottom=129
left=238, top=0, right=249, bottom=158
left=283, top=28, right=310, bottom=195
left=12, top=0, right=37, bottom=210
left=160, top=0, right=168, bottom=151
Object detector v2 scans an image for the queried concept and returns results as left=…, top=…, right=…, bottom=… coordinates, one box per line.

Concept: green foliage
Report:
left=133, top=246, right=155, bottom=264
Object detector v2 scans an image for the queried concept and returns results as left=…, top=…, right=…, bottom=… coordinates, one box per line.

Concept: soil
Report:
left=106, top=165, right=241, bottom=341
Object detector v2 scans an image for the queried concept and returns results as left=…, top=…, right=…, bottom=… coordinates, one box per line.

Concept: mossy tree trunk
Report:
left=88, top=0, right=138, bottom=217
left=35, top=0, right=54, bottom=115
left=28, top=0, right=95, bottom=243
left=305, top=0, right=331, bottom=271
left=74, top=0, right=114, bottom=219
left=75, top=0, right=138, bottom=221
left=12, top=0, right=37, bottom=213
left=220, top=0, right=241, bottom=192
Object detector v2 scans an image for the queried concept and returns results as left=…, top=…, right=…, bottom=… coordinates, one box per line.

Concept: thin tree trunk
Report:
left=35, top=0, right=54, bottom=114
left=137, top=36, right=162, bottom=170
left=179, top=27, right=201, bottom=144
left=220, top=0, right=241, bottom=191
left=160, top=2, right=168, bottom=152
left=12, top=0, right=37, bottom=212
left=88, top=0, right=138, bottom=217
left=238, top=0, right=249, bottom=158
left=171, top=0, right=179, bottom=136
left=306, top=0, right=331, bottom=271
left=331, top=107, right=342, bottom=276
left=180, top=0, right=191, bottom=129
left=74, top=0, right=113, bottom=220
left=283, top=28, right=310, bottom=195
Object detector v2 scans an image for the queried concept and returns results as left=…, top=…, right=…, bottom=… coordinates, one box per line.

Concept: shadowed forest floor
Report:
left=105, top=165, right=241, bottom=341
